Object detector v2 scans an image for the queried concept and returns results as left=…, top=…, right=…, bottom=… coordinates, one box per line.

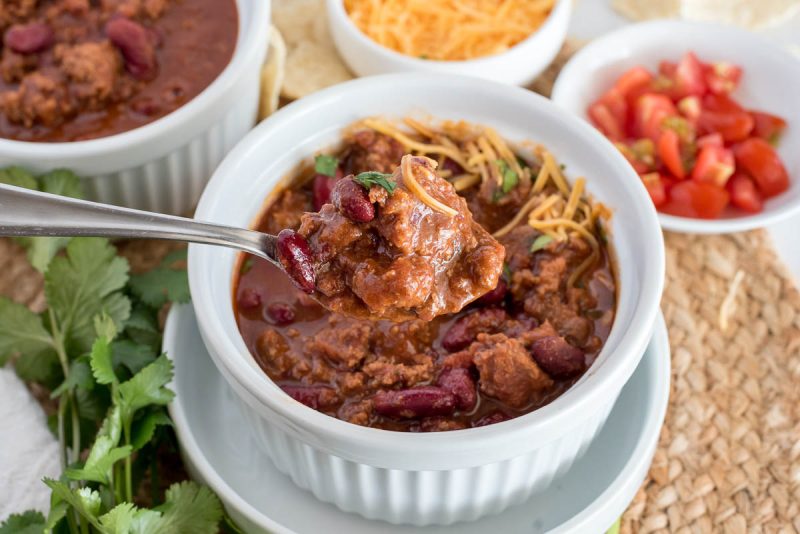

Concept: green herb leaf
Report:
left=354, top=171, right=397, bottom=194
left=39, top=169, right=83, bottom=199
left=130, top=509, right=163, bottom=534
left=94, top=312, right=119, bottom=342
left=90, top=337, right=117, bottom=386
left=118, top=355, right=175, bottom=417
left=51, top=357, right=94, bottom=398
left=0, top=167, right=37, bottom=189
left=112, top=339, right=157, bottom=376
left=45, top=238, right=131, bottom=353
left=129, top=267, right=190, bottom=309
left=122, top=305, right=161, bottom=352
left=150, top=481, right=224, bottom=534
left=0, top=297, right=53, bottom=367
left=65, top=435, right=132, bottom=485
left=44, top=500, right=69, bottom=531
left=314, top=155, right=339, bottom=177
left=99, top=502, right=137, bottom=533
left=0, top=511, right=45, bottom=534
left=530, top=234, right=554, bottom=253
left=44, top=480, right=104, bottom=530
left=240, top=257, right=254, bottom=275
left=131, top=410, right=173, bottom=450
left=496, top=159, right=519, bottom=194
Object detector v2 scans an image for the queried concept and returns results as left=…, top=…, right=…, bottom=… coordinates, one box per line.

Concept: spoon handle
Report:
left=0, top=183, right=277, bottom=262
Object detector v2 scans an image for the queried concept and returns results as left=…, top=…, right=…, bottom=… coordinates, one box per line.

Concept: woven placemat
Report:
left=2, top=42, right=800, bottom=533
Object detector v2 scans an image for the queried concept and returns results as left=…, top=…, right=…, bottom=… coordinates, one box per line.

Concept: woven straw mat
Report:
left=2, top=41, right=800, bottom=534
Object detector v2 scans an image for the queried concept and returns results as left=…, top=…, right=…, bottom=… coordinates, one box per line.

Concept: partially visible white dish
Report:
left=325, top=0, right=570, bottom=86
left=165, top=304, right=671, bottom=534
left=552, top=20, right=800, bottom=234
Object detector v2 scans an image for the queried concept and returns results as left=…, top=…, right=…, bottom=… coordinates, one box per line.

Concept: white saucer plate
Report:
left=165, top=305, right=671, bottom=534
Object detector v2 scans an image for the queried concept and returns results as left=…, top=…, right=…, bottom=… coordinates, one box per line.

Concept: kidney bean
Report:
left=477, top=278, right=508, bottom=306
left=236, top=287, right=261, bottom=311
left=281, top=385, right=337, bottom=409
left=373, top=386, right=456, bottom=419
left=4, top=23, right=54, bottom=54
left=436, top=368, right=477, bottom=411
left=530, top=336, right=586, bottom=378
left=130, top=96, right=162, bottom=116
left=441, top=308, right=507, bottom=352
left=276, top=229, right=316, bottom=294
left=312, top=174, right=337, bottom=211
left=105, top=17, right=157, bottom=81
left=472, top=410, right=510, bottom=428
left=266, top=301, right=295, bottom=325
left=331, top=178, right=375, bottom=223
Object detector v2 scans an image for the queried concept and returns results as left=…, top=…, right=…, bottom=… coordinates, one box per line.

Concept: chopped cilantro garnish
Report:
left=354, top=171, right=397, bottom=194
left=314, top=154, right=339, bottom=177
left=530, top=234, right=554, bottom=253
left=496, top=159, right=519, bottom=194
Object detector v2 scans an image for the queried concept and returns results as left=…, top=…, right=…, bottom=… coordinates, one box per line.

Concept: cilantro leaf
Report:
left=0, top=167, right=37, bottom=189
left=131, top=410, right=172, bottom=450
left=496, top=159, right=519, bottom=194
left=0, top=297, right=53, bottom=366
left=0, top=511, right=45, bottom=534
left=314, top=154, right=339, bottom=177
left=39, top=169, right=83, bottom=199
left=112, top=339, right=157, bottom=376
left=118, top=355, right=175, bottom=417
left=94, top=312, right=119, bottom=342
left=51, top=357, right=94, bottom=398
left=90, top=336, right=117, bottom=386
left=354, top=171, right=396, bottom=194
left=530, top=234, right=554, bottom=253
left=121, top=305, right=161, bottom=352
left=99, top=502, right=136, bottom=534
left=129, top=268, right=189, bottom=309
left=44, top=480, right=104, bottom=530
left=65, top=435, right=132, bottom=485
left=151, top=481, right=224, bottom=534
left=45, top=238, right=131, bottom=353
left=130, top=509, right=163, bottom=534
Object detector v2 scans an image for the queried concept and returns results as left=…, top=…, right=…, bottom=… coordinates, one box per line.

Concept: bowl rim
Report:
left=189, top=72, right=666, bottom=469
left=0, top=0, right=270, bottom=156
left=325, top=0, right=569, bottom=68
left=551, top=19, right=800, bottom=234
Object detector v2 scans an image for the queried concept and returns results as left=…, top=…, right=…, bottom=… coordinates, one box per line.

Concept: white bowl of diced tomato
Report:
left=552, top=20, right=800, bottom=233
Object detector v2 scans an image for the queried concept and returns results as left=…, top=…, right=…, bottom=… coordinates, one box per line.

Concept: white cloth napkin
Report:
left=0, top=367, right=61, bottom=521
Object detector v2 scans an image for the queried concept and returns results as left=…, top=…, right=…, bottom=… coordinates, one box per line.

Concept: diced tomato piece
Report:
left=616, top=139, right=657, bottom=173
left=750, top=111, right=787, bottom=143
left=704, top=62, right=742, bottom=95
left=677, top=96, right=702, bottom=123
left=727, top=173, right=764, bottom=213
left=634, top=93, right=677, bottom=141
left=692, top=145, right=735, bottom=186
left=640, top=172, right=667, bottom=207
left=614, top=66, right=654, bottom=98
left=703, top=93, right=744, bottom=113
left=661, top=181, right=730, bottom=219
left=697, top=133, right=724, bottom=148
left=657, top=129, right=686, bottom=179
left=697, top=107, right=754, bottom=143
left=658, top=61, right=677, bottom=79
left=589, top=100, right=624, bottom=141
left=674, top=52, right=707, bottom=98
left=733, top=138, right=790, bottom=198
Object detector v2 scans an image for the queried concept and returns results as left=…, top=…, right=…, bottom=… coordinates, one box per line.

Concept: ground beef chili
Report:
left=280, top=154, right=505, bottom=321
left=234, top=122, right=617, bottom=432
left=0, top=0, right=238, bottom=142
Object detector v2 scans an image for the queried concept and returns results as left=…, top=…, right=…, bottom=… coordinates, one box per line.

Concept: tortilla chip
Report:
left=680, top=0, right=800, bottom=29
left=282, top=41, right=353, bottom=100
left=612, top=0, right=680, bottom=20
left=272, top=0, right=319, bottom=48
left=259, top=26, right=287, bottom=120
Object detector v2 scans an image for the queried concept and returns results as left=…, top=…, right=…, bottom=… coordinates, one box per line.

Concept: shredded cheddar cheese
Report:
left=344, top=0, right=556, bottom=61
left=400, top=155, right=459, bottom=217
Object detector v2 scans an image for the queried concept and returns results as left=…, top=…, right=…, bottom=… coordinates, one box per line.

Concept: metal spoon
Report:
left=0, top=183, right=311, bottom=289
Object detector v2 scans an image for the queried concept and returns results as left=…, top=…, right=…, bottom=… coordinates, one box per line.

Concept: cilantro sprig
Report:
left=354, top=171, right=397, bottom=194
left=314, top=154, right=339, bottom=177
left=496, top=159, right=519, bottom=194
left=0, top=169, right=229, bottom=534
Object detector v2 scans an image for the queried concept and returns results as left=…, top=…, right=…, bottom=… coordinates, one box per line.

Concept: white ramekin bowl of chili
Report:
left=188, top=74, right=665, bottom=526
left=325, top=0, right=571, bottom=87
left=0, top=0, right=270, bottom=215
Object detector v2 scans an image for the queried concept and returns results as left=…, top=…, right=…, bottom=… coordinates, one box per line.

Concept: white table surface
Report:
left=2, top=0, right=799, bottom=523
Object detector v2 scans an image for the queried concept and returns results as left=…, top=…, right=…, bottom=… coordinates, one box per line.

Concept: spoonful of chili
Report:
left=0, top=155, right=505, bottom=322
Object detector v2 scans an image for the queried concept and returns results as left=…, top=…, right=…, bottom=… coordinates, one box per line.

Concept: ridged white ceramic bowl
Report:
left=0, top=0, right=270, bottom=215
left=188, top=74, right=665, bottom=526
left=326, top=0, right=570, bottom=86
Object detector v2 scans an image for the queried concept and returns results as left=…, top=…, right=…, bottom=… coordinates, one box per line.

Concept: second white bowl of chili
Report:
left=188, top=73, right=665, bottom=526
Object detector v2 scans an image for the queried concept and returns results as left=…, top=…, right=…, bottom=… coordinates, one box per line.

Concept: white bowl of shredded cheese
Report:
left=325, top=0, right=571, bottom=86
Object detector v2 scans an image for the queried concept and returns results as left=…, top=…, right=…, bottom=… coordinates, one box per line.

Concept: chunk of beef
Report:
left=471, top=333, right=553, bottom=409
left=0, top=71, right=71, bottom=127
left=361, top=352, right=434, bottom=388
left=342, top=129, right=404, bottom=174
left=305, top=320, right=371, bottom=369
left=263, top=189, right=311, bottom=235
left=0, top=48, right=37, bottom=83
